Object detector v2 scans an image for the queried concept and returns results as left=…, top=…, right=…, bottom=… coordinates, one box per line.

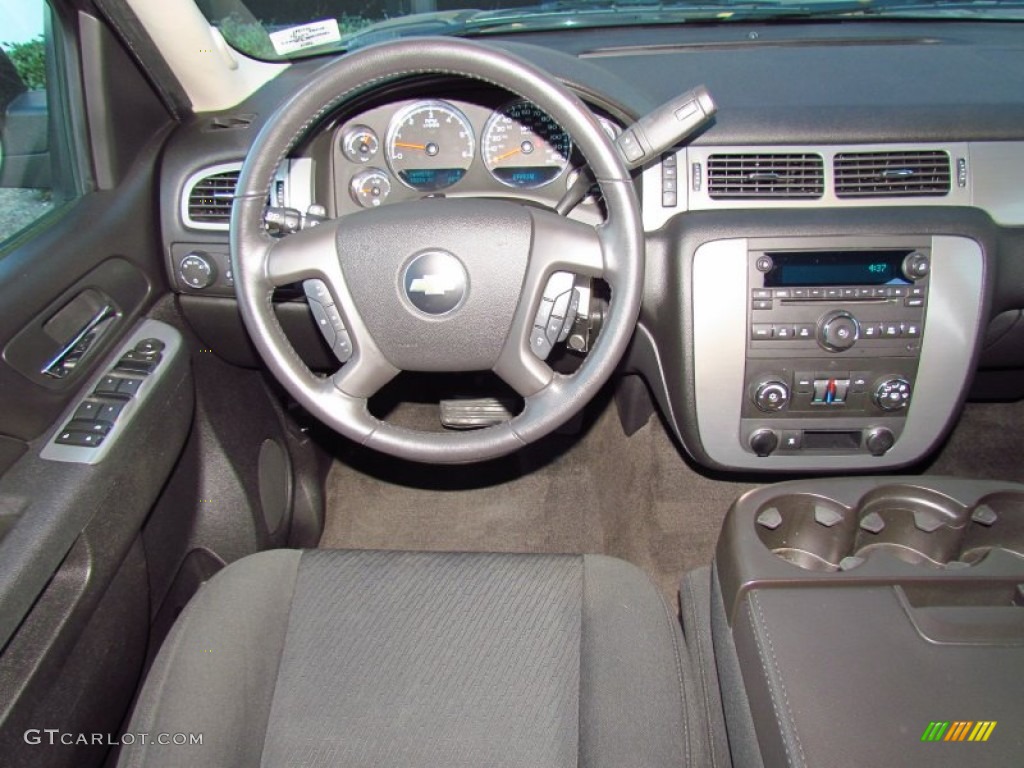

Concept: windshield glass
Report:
left=197, top=0, right=1024, bottom=60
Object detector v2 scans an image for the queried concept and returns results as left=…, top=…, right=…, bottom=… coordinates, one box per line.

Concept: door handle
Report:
left=41, top=304, right=117, bottom=379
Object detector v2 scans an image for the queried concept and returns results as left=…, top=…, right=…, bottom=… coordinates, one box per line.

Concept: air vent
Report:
left=834, top=150, right=950, bottom=197
left=707, top=153, right=824, bottom=199
left=182, top=164, right=241, bottom=230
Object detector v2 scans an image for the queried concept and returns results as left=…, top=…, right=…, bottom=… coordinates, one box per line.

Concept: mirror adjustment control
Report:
left=817, top=310, right=859, bottom=352
left=179, top=252, right=216, bottom=290
left=753, top=380, right=790, bottom=412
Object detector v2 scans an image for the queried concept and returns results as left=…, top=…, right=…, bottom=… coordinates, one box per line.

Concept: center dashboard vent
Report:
left=182, top=164, right=241, bottom=230
left=834, top=150, right=951, bottom=197
left=707, top=153, right=824, bottom=199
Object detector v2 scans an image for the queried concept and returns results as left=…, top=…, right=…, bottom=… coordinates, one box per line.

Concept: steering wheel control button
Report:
left=753, top=380, right=790, bottom=412
left=307, top=298, right=337, bottom=348
left=873, top=377, right=912, bottom=411
left=818, top=310, right=859, bottom=352
left=179, top=251, right=216, bottom=290
left=402, top=250, right=468, bottom=316
left=531, top=325, right=553, bottom=359
left=333, top=331, right=353, bottom=363
left=303, top=279, right=334, bottom=306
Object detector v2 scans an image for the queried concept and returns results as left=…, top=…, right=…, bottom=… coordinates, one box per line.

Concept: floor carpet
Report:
left=320, top=391, right=1024, bottom=603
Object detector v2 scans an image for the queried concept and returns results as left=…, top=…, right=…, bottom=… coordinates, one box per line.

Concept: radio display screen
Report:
left=763, top=250, right=913, bottom=287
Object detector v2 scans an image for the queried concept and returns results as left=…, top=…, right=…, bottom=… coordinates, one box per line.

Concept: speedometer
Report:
left=386, top=100, right=475, bottom=192
left=482, top=100, right=572, bottom=189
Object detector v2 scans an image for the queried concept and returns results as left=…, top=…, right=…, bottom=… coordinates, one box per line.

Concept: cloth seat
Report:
left=118, top=549, right=697, bottom=768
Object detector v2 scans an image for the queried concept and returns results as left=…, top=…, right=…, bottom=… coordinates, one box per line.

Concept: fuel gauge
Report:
left=342, top=125, right=380, bottom=164
left=350, top=169, right=391, bottom=208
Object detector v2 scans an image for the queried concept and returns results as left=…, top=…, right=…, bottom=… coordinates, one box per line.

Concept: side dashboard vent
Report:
left=707, top=153, right=824, bottom=199
left=182, top=164, right=241, bottom=230
left=834, top=150, right=950, bottom=197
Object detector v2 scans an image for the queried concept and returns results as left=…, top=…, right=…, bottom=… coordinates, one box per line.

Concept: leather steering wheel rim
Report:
left=231, top=37, right=643, bottom=464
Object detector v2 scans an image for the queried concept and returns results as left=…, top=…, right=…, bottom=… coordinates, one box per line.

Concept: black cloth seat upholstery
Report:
left=118, top=550, right=697, bottom=768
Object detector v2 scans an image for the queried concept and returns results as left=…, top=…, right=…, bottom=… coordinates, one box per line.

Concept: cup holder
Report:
left=754, top=495, right=857, bottom=572
left=959, top=492, right=1024, bottom=565
left=755, top=486, right=1024, bottom=572
left=853, top=488, right=968, bottom=568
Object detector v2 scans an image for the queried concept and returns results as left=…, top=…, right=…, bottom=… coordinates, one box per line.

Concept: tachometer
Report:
left=386, top=100, right=475, bottom=192
left=483, top=100, right=572, bottom=189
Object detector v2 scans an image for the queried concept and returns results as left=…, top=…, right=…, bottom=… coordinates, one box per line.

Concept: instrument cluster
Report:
left=331, top=95, right=620, bottom=214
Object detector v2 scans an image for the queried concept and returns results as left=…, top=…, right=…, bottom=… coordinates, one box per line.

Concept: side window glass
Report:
left=0, top=1, right=72, bottom=244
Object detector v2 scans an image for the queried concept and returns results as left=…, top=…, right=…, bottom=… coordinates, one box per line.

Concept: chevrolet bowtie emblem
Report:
left=402, top=250, right=468, bottom=315
left=408, top=274, right=462, bottom=295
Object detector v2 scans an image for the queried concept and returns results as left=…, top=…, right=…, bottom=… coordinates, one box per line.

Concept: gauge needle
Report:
left=493, top=147, right=522, bottom=162
left=394, top=142, right=427, bottom=150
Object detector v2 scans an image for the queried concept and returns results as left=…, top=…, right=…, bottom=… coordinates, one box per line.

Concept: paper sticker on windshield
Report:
left=269, top=19, right=342, bottom=56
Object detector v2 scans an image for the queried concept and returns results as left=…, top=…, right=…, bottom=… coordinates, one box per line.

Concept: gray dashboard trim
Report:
left=692, top=235, right=984, bottom=471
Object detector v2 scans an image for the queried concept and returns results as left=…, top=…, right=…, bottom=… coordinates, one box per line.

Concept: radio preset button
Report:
left=774, top=288, right=792, bottom=299
left=872, top=287, right=889, bottom=298
left=792, top=288, right=809, bottom=298
left=825, top=288, right=842, bottom=299
left=809, top=288, right=824, bottom=299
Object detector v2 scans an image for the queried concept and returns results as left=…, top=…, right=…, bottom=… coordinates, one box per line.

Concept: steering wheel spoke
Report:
left=264, top=221, right=341, bottom=287
left=331, top=348, right=400, bottom=400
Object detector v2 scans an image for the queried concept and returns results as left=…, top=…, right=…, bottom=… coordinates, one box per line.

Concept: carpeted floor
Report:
left=319, top=390, right=1024, bottom=603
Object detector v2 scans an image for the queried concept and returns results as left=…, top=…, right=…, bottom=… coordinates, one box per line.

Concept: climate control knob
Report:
left=873, top=377, right=912, bottom=411
left=753, top=380, right=790, bottom=412
left=818, top=310, right=859, bottom=352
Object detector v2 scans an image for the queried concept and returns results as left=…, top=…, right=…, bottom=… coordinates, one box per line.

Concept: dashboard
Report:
left=158, top=21, right=1024, bottom=474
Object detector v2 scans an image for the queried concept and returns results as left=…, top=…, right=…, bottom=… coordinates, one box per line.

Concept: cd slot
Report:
left=801, top=430, right=862, bottom=451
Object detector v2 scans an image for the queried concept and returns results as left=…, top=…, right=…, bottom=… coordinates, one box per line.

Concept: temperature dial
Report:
left=179, top=251, right=215, bottom=290
left=753, top=380, right=791, bottom=412
left=350, top=169, right=392, bottom=208
left=341, top=125, right=379, bottom=164
left=873, top=377, right=912, bottom=411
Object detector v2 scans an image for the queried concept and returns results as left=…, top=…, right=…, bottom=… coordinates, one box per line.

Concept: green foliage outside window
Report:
left=1, top=35, right=45, bottom=90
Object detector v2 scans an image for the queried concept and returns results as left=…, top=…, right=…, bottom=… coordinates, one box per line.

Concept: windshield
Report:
left=197, top=0, right=1024, bottom=60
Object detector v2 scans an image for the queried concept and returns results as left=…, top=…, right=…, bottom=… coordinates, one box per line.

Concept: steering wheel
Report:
left=231, top=38, right=643, bottom=464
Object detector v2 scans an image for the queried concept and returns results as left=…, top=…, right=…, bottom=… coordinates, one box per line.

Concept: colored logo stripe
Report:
left=922, top=721, right=996, bottom=742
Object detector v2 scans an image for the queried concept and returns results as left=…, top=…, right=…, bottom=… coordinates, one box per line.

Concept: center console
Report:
left=709, top=477, right=1024, bottom=768
left=692, top=235, right=984, bottom=471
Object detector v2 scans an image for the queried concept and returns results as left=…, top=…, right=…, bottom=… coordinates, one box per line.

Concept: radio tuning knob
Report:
left=753, top=380, right=790, bottom=412
left=818, top=310, right=859, bottom=352
left=902, top=251, right=930, bottom=280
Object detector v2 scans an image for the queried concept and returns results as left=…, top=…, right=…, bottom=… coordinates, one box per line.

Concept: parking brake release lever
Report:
left=556, top=85, right=716, bottom=215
